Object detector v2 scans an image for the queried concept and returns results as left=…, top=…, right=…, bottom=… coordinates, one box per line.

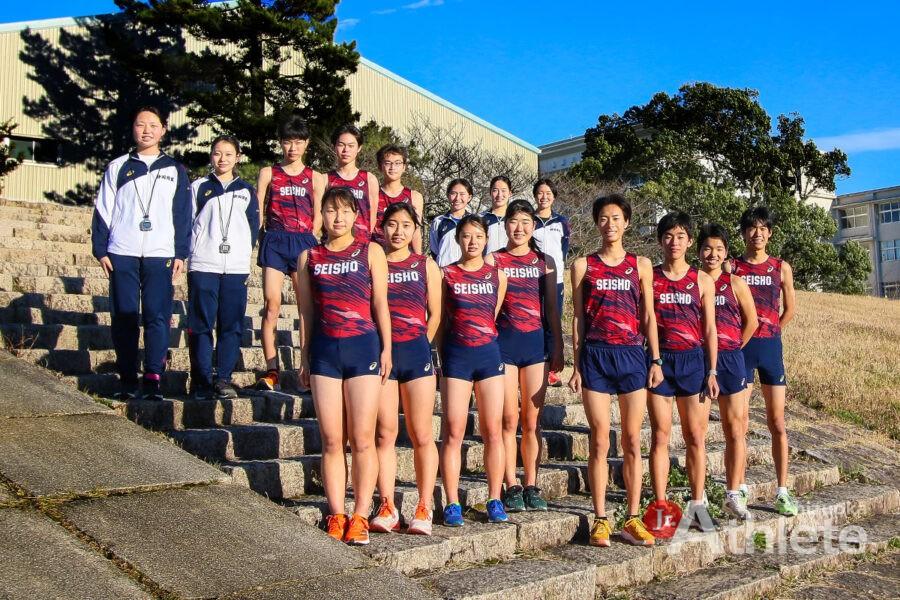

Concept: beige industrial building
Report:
left=0, top=15, right=539, bottom=202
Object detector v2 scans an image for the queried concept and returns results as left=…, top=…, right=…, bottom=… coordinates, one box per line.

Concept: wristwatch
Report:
left=651, top=357, right=663, bottom=367
left=707, top=369, right=718, bottom=376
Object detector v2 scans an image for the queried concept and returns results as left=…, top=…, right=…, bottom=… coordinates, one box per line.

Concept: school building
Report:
left=832, top=185, right=900, bottom=299
left=0, top=15, right=539, bottom=203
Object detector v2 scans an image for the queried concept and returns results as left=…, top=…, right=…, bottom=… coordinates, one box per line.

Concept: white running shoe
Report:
left=370, top=499, right=400, bottom=533
left=407, top=503, right=433, bottom=535
left=724, top=492, right=753, bottom=521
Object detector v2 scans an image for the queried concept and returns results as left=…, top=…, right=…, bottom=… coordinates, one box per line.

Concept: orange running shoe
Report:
left=407, top=503, right=433, bottom=536
left=547, top=371, right=562, bottom=387
left=370, top=498, right=401, bottom=533
left=621, top=516, right=656, bottom=546
left=254, top=369, right=279, bottom=391
left=343, top=514, right=370, bottom=545
left=325, top=513, right=348, bottom=541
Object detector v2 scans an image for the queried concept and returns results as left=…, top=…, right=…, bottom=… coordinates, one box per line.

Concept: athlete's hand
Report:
left=648, top=364, right=664, bottom=389
left=172, top=259, right=185, bottom=282
left=299, top=364, right=311, bottom=389
left=380, top=350, right=392, bottom=385
left=98, top=256, right=113, bottom=276
left=568, top=369, right=582, bottom=394
left=549, top=349, right=564, bottom=373
left=706, top=375, right=720, bottom=401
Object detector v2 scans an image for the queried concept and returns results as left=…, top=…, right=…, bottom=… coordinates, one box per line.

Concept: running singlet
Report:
left=494, top=249, right=544, bottom=333
left=583, top=253, right=643, bottom=346
left=373, top=187, right=414, bottom=243
left=652, top=265, right=702, bottom=351
left=443, top=262, right=499, bottom=346
left=307, top=239, right=375, bottom=338
left=733, top=256, right=782, bottom=338
left=328, top=170, right=371, bottom=240
left=387, top=253, right=428, bottom=343
left=714, top=273, right=743, bottom=351
left=266, top=165, right=314, bottom=232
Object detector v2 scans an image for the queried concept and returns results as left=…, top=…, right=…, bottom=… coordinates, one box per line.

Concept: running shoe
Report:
left=254, top=369, right=279, bottom=391
left=325, top=513, right=348, bottom=541
left=486, top=499, right=509, bottom=523
left=192, top=383, right=213, bottom=401
left=724, top=492, right=753, bottom=521
left=688, top=502, right=718, bottom=532
left=214, top=379, right=239, bottom=399
left=114, top=382, right=138, bottom=401
left=407, top=504, right=433, bottom=536
left=503, top=485, right=526, bottom=512
left=589, top=517, right=612, bottom=547
left=142, top=376, right=164, bottom=401
left=774, top=491, right=799, bottom=517
left=343, top=514, right=370, bottom=545
left=523, top=485, right=548, bottom=511
left=621, top=517, right=655, bottom=546
left=547, top=371, right=562, bottom=387
left=370, top=498, right=401, bottom=533
left=443, top=502, right=464, bottom=527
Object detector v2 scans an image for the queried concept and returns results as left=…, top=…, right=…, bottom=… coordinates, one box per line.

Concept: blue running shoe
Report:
left=443, top=502, right=464, bottom=527
left=486, top=498, right=509, bottom=523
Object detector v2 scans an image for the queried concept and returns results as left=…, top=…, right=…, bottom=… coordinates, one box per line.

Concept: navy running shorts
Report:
left=742, top=336, right=786, bottom=386
left=442, top=340, right=505, bottom=382
left=649, top=347, right=705, bottom=397
left=498, top=327, right=548, bottom=368
left=389, top=335, right=435, bottom=383
left=310, top=331, right=381, bottom=379
left=717, top=349, right=748, bottom=396
left=257, top=230, right=318, bottom=274
left=579, top=342, right=647, bottom=395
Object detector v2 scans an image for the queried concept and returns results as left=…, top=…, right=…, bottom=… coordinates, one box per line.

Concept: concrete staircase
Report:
left=1, top=197, right=898, bottom=600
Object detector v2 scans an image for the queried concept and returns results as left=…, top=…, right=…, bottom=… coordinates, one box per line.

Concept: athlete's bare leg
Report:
left=618, top=388, right=648, bottom=516
left=676, top=394, right=711, bottom=501
left=344, top=374, right=382, bottom=517
left=518, top=361, right=548, bottom=487
left=648, top=394, right=673, bottom=501
left=501, top=364, right=521, bottom=487
left=401, top=375, right=439, bottom=509
left=582, top=390, right=611, bottom=516
left=718, top=391, right=747, bottom=491
left=260, top=267, right=286, bottom=371
left=474, top=375, right=506, bottom=500
left=762, top=383, right=789, bottom=487
left=440, top=377, right=473, bottom=506
left=311, top=374, right=347, bottom=515
left=375, top=378, right=399, bottom=505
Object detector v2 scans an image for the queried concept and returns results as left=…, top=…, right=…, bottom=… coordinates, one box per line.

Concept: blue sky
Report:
left=4, top=0, right=899, bottom=195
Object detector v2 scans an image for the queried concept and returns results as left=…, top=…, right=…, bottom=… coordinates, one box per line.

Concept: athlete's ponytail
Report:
left=504, top=199, right=539, bottom=253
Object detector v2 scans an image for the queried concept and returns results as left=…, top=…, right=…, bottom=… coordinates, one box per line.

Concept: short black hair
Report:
left=656, top=211, right=693, bottom=241
left=455, top=213, right=488, bottom=241
left=331, top=124, right=364, bottom=146
left=381, top=201, right=419, bottom=229
left=132, top=105, right=167, bottom=127
left=698, top=223, right=730, bottom=251
left=376, top=144, right=408, bottom=165
left=322, top=186, right=358, bottom=213
left=277, top=112, right=310, bottom=141
left=446, top=178, right=474, bottom=197
left=592, top=193, right=631, bottom=224
left=490, top=175, right=513, bottom=192
left=739, top=205, right=774, bottom=233
left=532, top=178, right=557, bottom=198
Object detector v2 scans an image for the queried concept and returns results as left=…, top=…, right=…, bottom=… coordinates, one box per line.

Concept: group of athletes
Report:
left=92, top=107, right=797, bottom=548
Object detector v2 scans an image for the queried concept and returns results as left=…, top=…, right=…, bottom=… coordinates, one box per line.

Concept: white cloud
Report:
left=816, top=127, right=900, bottom=153
left=403, top=0, right=445, bottom=9
left=336, top=17, right=361, bottom=31
left=373, top=8, right=398, bottom=14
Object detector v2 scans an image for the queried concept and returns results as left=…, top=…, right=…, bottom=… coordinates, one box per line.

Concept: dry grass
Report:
left=783, top=290, right=900, bottom=441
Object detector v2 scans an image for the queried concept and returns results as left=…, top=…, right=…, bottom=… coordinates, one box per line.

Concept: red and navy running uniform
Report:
left=713, top=273, right=748, bottom=395
left=373, top=187, right=414, bottom=245
left=328, top=169, right=371, bottom=240
left=442, top=262, right=504, bottom=381
left=387, top=253, right=433, bottom=382
left=650, top=266, right=705, bottom=397
left=578, top=253, right=647, bottom=394
left=258, top=164, right=318, bottom=273
left=733, top=256, right=786, bottom=385
left=494, top=249, right=548, bottom=367
left=307, top=239, right=380, bottom=378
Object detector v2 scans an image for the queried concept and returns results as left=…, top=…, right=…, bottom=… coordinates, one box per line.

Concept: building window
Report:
left=881, top=239, right=900, bottom=262
left=880, top=201, right=900, bottom=224
left=838, top=205, right=868, bottom=229
left=882, top=282, right=900, bottom=300
left=6, top=136, right=60, bottom=165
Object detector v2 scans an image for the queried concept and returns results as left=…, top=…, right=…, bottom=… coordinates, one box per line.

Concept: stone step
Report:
left=0, top=228, right=91, bottom=243
left=169, top=422, right=315, bottom=462
left=423, top=557, right=596, bottom=600
left=0, top=248, right=100, bottom=267
left=626, top=512, right=900, bottom=599
left=0, top=237, right=95, bottom=253
left=0, top=219, right=91, bottom=235
left=547, top=481, right=899, bottom=597
left=64, top=369, right=303, bottom=397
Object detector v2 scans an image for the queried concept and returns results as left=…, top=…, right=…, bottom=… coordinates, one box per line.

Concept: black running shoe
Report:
left=214, top=379, right=239, bottom=399
left=113, top=381, right=138, bottom=401
left=142, top=377, right=164, bottom=401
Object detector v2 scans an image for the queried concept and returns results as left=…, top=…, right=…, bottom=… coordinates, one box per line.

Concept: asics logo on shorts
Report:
left=369, top=361, right=377, bottom=371
left=741, top=378, right=746, bottom=386
left=498, top=364, right=504, bottom=372
left=424, top=363, right=431, bottom=372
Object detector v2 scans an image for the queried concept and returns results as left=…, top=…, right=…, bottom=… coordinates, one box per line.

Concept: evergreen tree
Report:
left=0, top=119, right=25, bottom=195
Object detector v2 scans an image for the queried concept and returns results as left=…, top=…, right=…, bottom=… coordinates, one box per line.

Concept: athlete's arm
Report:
left=544, top=256, right=564, bottom=373
left=780, top=260, right=796, bottom=329
left=296, top=249, right=314, bottom=388
left=568, top=258, right=587, bottom=394
left=366, top=172, right=380, bottom=234
left=638, top=256, right=663, bottom=388
left=425, top=257, right=442, bottom=342
left=256, top=166, right=272, bottom=233
left=369, top=242, right=393, bottom=384
left=311, top=170, right=325, bottom=239
left=411, top=190, right=425, bottom=255
left=494, top=269, right=508, bottom=319
left=698, top=270, right=720, bottom=399
left=731, top=275, right=758, bottom=347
